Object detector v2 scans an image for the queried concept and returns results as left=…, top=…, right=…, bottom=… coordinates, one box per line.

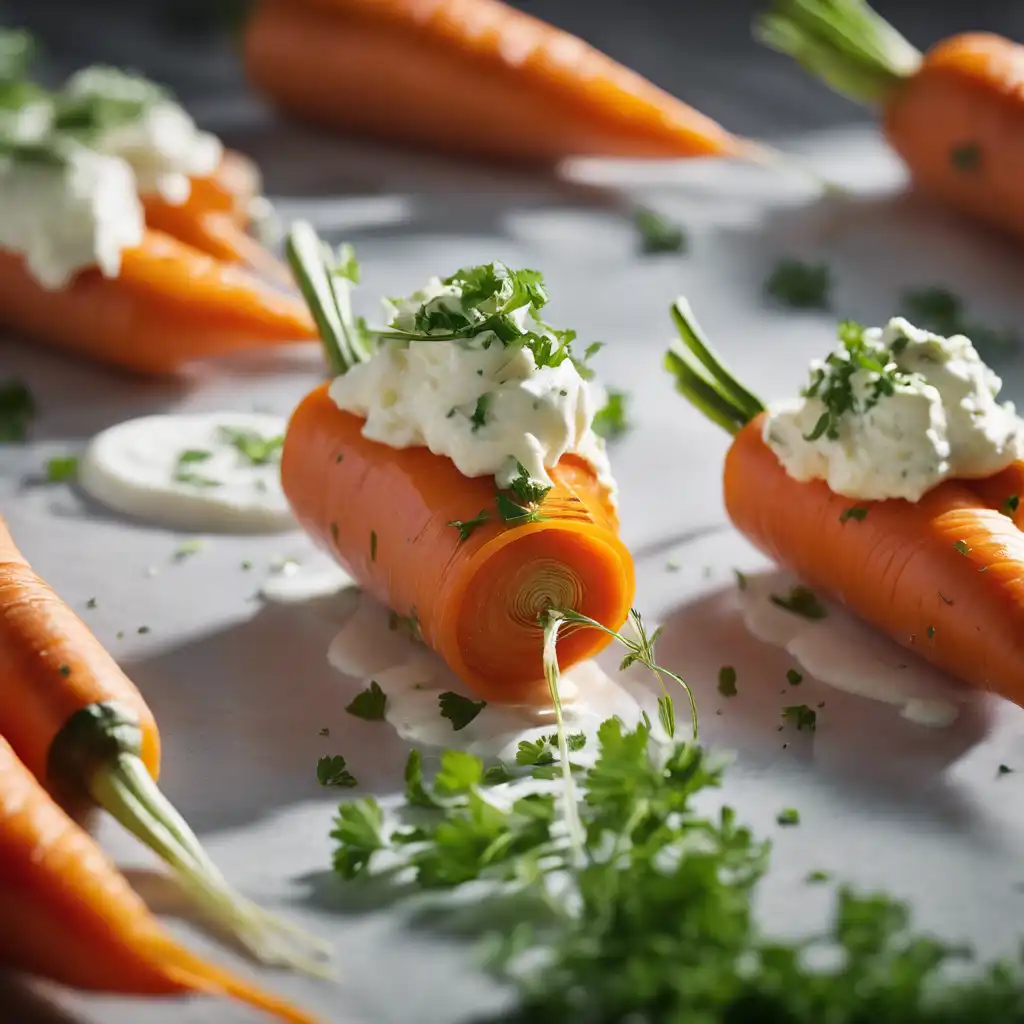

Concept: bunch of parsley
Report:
left=331, top=719, right=1024, bottom=1022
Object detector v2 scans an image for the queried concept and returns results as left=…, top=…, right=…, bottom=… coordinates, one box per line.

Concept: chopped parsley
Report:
left=174, top=447, right=220, bottom=488
left=317, top=754, right=358, bottom=788
left=786, top=668, right=803, bottom=686
left=439, top=691, right=487, bottom=732
left=764, top=258, right=831, bottom=310
left=470, top=393, right=492, bottom=432
left=482, top=762, right=515, bottom=785
left=927, top=625, right=936, bottom=639
left=999, top=764, right=1014, bottom=776
left=448, top=509, right=491, bottom=541
left=592, top=389, right=630, bottom=441
left=953, top=540, right=971, bottom=556
left=717, top=666, right=738, bottom=698
left=218, top=426, right=284, bottom=466
left=0, top=380, right=34, bottom=442
left=345, top=681, right=387, bottom=722
left=782, top=704, right=817, bottom=732
left=177, top=449, right=211, bottom=464
left=950, top=143, right=981, bottom=172
left=172, top=539, right=204, bottom=561
left=86, top=597, right=97, bottom=609
left=330, top=522, right=339, bottom=544
left=241, top=559, right=253, bottom=571
left=58, top=664, right=71, bottom=677
left=318, top=727, right=330, bottom=737
left=770, top=585, right=827, bottom=620
left=515, top=732, right=586, bottom=767
left=776, top=808, right=801, bottom=826
left=634, top=207, right=687, bottom=255
left=839, top=505, right=868, bottom=523
left=801, top=321, right=913, bottom=442
left=734, top=569, right=749, bottom=591
left=370, top=530, right=378, bottom=562
left=901, top=286, right=1018, bottom=353
left=1002, top=494, right=1020, bottom=517
left=806, top=869, right=831, bottom=883
left=496, top=462, right=551, bottom=526
left=137, top=625, right=150, bottom=635
left=45, top=455, right=78, bottom=482
left=388, top=610, right=423, bottom=642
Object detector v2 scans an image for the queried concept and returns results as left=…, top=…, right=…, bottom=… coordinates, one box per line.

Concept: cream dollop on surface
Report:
left=80, top=412, right=295, bottom=533
left=764, top=318, right=1024, bottom=502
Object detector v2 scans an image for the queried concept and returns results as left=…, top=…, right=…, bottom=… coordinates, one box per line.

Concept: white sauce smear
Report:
left=80, top=412, right=295, bottom=534
left=328, top=593, right=657, bottom=761
left=737, top=569, right=964, bottom=727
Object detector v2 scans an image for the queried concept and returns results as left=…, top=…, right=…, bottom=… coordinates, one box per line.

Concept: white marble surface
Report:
left=5, top=38, right=1024, bottom=1024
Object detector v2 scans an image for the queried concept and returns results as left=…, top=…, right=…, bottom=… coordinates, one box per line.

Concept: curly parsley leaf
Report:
left=317, top=754, right=358, bottom=788
left=765, top=258, right=831, bottom=310
left=592, top=389, right=630, bottom=441
left=635, top=207, right=687, bottom=255
left=439, top=691, right=487, bottom=732
left=0, top=380, right=35, bottom=442
left=770, top=585, right=827, bottom=620
left=448, top=509, right=491, bottom=542
left=345, top=680, right=387, bottom=722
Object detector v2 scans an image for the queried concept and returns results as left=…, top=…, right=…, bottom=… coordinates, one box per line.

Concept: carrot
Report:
left=281, top=222, right=635, bottom=703
left=243, top=0, right=751, bottom=165
left=756, top=1, right=1024, bottom=240
left=664, top=299, right=1024, bottom=707
left=187, top=150, right=265, bottom=226
left=0, top=736, right=321, bottom=1023
left=0, top=228, right=316, bottom=374
left=0, top=515, right=329, bottom=973
left=283, top=385, right=633, bottom=702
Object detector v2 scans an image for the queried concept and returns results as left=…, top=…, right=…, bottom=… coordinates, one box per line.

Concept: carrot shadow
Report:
left=117, top=597, right=411, bottom=837
left=0, top=974, right=84, bottom=1024
left=653, top=580, right=998, bottom=838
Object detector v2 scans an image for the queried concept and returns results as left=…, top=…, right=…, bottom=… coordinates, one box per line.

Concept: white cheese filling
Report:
left=764, top=317, right=1024, bottom=502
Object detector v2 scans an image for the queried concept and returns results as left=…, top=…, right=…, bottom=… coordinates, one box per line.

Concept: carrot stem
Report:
left=754, top=0, right=922, bottom=106
left=49, top=701, right=331, bottom=976
left=285, top=220, right=369, bottom=375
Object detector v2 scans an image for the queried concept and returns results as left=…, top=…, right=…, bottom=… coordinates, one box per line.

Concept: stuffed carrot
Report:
left=243, top=0, right=751, bottom=164
left=757, top=1, right=1024, bottom=240
left=0, top=226, right=316, bottom=374
left=281, top=222, right=634, bottom=703
left=0, top=515, right=328, bottom=972
left=0, top=736, right=320, bottom=1023
left=665, top=299, right=1024, bottom=705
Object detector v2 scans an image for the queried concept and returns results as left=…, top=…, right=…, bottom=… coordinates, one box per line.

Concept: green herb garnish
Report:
left=787, top=668, right=803, bottom=685
left=448, top=509, right=491, bottom=541
left=317, top=754, right=358, bottom=788
left=839, top=505, right=868, bottom=523
left=765, top=258, right=831, bottom=309
left=439, top=692, right=487, bottom=732
left=1002, top=495, right=1019, bottom=517
left=174, top=470, right=221, bottom=489
left=218, top=426, right=283, bottom=466
left=45, top=455, right=78, bottom=482
left=0, top=380, right=34, bottom=442
left=951, top=143, right=981, bottom=172
left=776, top=808, right=801, bottom=826
left=172, top=539, right=204, bottom=561
left=953, top=540, right=971, bottom=556
left=370, top=530, right=378, bottom=562
left=592, top=389, right=630, bottom=441
left=177, top=449, right=211, bottom=464
left=782, top=704, right=817, bottom=732
left=515, top=732, right=586, bottom=767
left=717, top=666, right=738, bottom=697
left=635, top=207, right=687, bottom=255
left=496, top=462, right=551, bottom=526
left=770, top=585, right=827, bottom=620
left=345, top=681, right=387, bottom=722
left=470, top=393, right=492, bottom=432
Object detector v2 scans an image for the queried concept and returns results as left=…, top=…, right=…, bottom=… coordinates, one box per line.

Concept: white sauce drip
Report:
left=327, top=594, right=655, bottom=760
left=80, top=412, right=295, bottom=534
left=736, top=570, right=963, bottom=727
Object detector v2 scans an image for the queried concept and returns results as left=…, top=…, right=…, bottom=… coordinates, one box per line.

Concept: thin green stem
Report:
left=755, top=0, right=921, bottom=107
left=89, top=756, right=333, bottom=975
left=664, top=350, right=746, bottom=435
left=541, top=614, right=586, bottom=865
left=285, top=220, right=368, bottom=376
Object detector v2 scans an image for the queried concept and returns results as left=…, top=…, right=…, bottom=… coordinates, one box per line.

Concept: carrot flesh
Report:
left=244, top=0, right=747, bottom=164
left=0, top=516, right=330, bottom=973
left=725, top=415, right=1024, bottom=704
left=186, top=150, right=264, bottom=225
left=0, top=229, right=316, bottom=374
left=281, top=384, right=634, bottom=703
left=0, top=737, right=321, bottom=1023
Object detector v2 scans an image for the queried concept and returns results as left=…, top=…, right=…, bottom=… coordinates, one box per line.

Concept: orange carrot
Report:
left=665, top=299, right=1024, bottom=707
left=243, top=0, right=751, bottom=164
left=757, top=1, right=1024, bottom=240
left=0, top=515, right=329, bottom=972
left=0, top=229, right=316, bottom=374
left=281, top=222, right=635, bottom=703
left=283, top=385, right=633, bottom=703
left=187, top=150, right=265, bottom=225
left=0, top=736, right=320, bottom=1023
